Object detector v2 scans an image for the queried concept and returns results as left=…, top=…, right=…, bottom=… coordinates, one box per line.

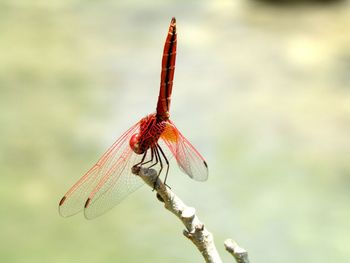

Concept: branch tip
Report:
left=224, top=239, right=249, bottom=263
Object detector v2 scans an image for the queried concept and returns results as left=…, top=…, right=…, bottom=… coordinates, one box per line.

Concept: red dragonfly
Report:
left=59, top=17, right=208, bottom=219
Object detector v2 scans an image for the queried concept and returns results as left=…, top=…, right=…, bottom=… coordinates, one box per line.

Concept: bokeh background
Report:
left=1, top=0, right=349, bottom=262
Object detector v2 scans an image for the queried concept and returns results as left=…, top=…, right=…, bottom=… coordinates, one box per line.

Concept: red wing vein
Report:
left=59, top=122, right=140, bottom=217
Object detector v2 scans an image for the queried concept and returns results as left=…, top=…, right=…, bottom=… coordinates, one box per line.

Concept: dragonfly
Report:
left=59, top=17, right=208, bottom=219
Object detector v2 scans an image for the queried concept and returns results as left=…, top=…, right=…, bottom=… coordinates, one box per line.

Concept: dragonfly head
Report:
left=129, top=133, right=145, bottom=154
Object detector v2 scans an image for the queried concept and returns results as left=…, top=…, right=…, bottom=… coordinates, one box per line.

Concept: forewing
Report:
left=83, top=149, right=147, bottom=219
left=161, top=120, right=208, bottom=181
left=59, top=122, right=143, bottom=218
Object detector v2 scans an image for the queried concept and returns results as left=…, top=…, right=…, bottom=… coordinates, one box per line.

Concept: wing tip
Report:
left=203, top=160, right=208, bottom=168
left=201, top=160, right=209, bottom=181
left=59, top=196, right=66, bottom=206
left=84, top=198, right=91, bottom=208
left=58, top=196, right=71, bottom=218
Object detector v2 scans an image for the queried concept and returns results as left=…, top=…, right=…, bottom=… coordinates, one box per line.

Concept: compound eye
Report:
left=129, top=133, right=144, bottom=154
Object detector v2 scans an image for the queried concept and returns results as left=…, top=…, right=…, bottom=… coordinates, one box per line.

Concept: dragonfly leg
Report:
left=141, top=148, right=155, bottom=167
left=148, top=147, right=159, bottom=169
left=132, top=149, right=155, bottom=175
left=133, top=151, right=148, bottom=168
left=157, top=143, right=170, bottom=188
left=152, top=147, right=163, bottom=191
left=134, top=147, right=157, bottom=170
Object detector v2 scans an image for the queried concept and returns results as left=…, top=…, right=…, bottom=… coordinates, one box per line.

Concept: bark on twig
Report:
left=132, top=166, right=250, bottom=263
left=132, top=167, right=222, bottom=263
left=224, top=239, right=250, bottom=263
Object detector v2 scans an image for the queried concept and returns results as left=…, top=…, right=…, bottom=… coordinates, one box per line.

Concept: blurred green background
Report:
left=1, top=0, right=350, bottom=262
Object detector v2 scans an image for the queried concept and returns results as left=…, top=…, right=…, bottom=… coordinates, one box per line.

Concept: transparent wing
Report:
left=83, top=150, right=148, bottom=219
left=59, top=122, right=145, bottom=219
left=160, top=120, right=208, bottom=181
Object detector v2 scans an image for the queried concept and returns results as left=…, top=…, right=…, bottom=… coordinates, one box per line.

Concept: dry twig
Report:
left=132, top=166, right=250, bottom=263
left=224, top=239, right=250, bottom=263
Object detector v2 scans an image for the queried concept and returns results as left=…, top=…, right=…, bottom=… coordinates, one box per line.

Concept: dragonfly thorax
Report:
left=129, top=114, right=167, bottom=155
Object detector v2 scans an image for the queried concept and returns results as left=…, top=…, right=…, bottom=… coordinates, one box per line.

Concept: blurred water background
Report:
left=1, top=0, right=349, bottom=262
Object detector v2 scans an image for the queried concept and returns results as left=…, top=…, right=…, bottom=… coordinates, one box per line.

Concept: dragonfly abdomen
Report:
left=156, top=17, right=177, bottom=121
